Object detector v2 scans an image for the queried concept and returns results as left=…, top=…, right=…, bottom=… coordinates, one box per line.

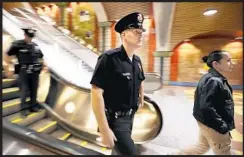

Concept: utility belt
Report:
left=105, top=108, right=134, bottom=119
left=16, top=64, right=42, bottom=74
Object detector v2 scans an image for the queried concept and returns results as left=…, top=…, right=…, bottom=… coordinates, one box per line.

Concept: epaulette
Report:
left=104, top=47, right=120, bottom=56
left=12, top=40, right=25, bottom=46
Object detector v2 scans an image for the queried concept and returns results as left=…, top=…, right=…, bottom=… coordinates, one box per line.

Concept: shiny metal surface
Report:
left=2, top=131, right=56, bottom=155
left=37, top=70, right=163, bottom=144
left=144, top=73, right=162, bottom=92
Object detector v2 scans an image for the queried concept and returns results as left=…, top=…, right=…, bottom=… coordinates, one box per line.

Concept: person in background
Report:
left=173, top=50, right=235, bottom=155
left=4, top=27, right=45, bottom=117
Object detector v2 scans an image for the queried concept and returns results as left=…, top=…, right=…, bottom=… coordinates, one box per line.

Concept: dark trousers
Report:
left=108, top=113, right=137, bottom=155
left=18, top=70, right=40, bottom=109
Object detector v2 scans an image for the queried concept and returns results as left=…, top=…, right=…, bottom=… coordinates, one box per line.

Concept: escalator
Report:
left=2, top=71, right=110, bottom=155
left=9, top=7, right=163, bottom=92
left=2, top=7, right=163, bottom=155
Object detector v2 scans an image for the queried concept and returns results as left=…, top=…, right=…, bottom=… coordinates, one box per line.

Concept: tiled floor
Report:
left=139, top=85, right=243, bottom=155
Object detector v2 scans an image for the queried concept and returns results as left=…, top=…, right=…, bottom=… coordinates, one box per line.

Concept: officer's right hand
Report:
left=101, top=128, right=117, bottom=148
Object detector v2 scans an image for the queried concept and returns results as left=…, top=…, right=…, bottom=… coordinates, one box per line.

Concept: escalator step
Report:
left=2, top=78, right=18, bottom=89
left=2, top=87, right=20, bottom=101
left=3, top=109, right=46, bottom=126
left=28, top=118, right=57, bottom=134
left=50, top=129, right=71, bottom=140
left=2, top=98, right=30, bottom=117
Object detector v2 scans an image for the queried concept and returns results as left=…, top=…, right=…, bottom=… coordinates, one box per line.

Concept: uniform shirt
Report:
left=90, top=45, right=145, bottom=112
left=7, top=40, right=43, bottom=64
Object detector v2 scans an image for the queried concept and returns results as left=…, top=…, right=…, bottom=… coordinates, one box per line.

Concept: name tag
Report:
left=122, top=73, right=131, bottom=76
left=19, top=49, right=28, bottom=52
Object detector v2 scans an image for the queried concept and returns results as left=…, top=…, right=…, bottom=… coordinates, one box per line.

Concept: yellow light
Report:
left=87, top=44, right=93, bottom=50
left=203, top=9, right=218, bottom=16
left=222, top=41, right=243, bottom=59
left=80, top=40, right=85, bottom=45
left=66, top=8, right=72, bottom=13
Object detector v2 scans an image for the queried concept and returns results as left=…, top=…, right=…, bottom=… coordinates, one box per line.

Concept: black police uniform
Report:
left=90, top=12, right=146, bottom=155
left=7, top=28, right=44, bottom=116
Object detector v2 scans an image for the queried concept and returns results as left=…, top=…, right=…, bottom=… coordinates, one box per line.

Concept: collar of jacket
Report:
left=119, top=45, right=134, bottom=62
left=209, top=68, right=227, bottom=82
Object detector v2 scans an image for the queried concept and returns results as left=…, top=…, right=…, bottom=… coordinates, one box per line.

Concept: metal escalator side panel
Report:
left=132, top=95, right=163, bottom=144
left=2, top=120, right=103, bottom=155
left=2, top=130, right=56, bottom=155
left=42, top=71, right=163, bottom=144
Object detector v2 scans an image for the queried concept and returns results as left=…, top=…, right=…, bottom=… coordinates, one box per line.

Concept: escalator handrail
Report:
left=2, top=119, right=103, bottom=155
left=18, top=7, right=94, bottom=54
left=144, top=72, right=162, bottom=91
left=144, top=72, right=161, bottom=78
left=48, top=69, right=90, bottom=92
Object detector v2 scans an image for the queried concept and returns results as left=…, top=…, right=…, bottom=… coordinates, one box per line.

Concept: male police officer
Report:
left=90, top=12, right=146, bottom=155
left=4, top=27, right=44, bottom=117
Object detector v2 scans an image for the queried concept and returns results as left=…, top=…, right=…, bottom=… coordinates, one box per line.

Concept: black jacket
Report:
left=193, top=68, right=235, bottom=134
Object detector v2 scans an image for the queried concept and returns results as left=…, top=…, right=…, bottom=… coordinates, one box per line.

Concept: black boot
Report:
left=21, top=110, right=29, bottom=117
left=30, top=107, right=41, bottom=112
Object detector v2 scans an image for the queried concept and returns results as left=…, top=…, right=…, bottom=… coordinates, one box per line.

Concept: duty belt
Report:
left=105, top=108, right=134, bottom=118
left=21, top=64, right=41, bottom=73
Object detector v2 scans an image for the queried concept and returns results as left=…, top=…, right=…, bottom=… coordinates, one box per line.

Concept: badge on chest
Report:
left=122, top=72, right=131, bottom=80
left=19, top=49, right=28, bottom=53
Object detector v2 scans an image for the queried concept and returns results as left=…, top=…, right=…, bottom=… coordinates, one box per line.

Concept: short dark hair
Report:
left=202, top=50, right=225, bottom=68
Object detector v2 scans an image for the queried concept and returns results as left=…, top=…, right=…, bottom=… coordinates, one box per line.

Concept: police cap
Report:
left=115, top=12, right=146, bottom=33
left=22, top=27, right=37, bottom=37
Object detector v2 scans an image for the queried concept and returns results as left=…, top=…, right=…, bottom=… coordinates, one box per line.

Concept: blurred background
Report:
left=2, top=2, right=243, bottom=155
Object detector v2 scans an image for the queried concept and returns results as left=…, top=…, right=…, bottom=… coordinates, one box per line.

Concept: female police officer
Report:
left=90, top=12, right=146, bottom=155
left=4, top=27, right=44, bottom=117
left=174, top=50, right=235, bottom=155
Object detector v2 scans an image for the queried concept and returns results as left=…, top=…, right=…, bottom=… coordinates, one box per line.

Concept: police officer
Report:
left=90, top=12, right=146, bottom=155
left=4, top=27, right=44, bottom=117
